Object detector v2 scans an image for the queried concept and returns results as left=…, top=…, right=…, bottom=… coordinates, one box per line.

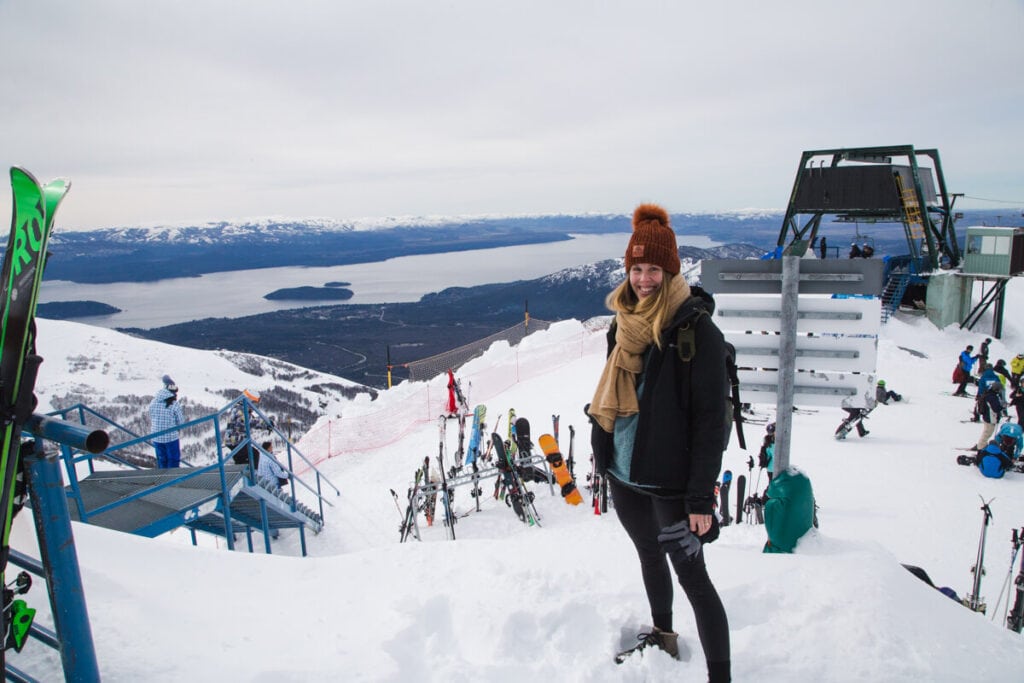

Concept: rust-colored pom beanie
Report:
left=624, top=203, right=680, bottom=275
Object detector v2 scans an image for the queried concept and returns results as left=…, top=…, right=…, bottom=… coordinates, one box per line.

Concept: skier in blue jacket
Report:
left=953, top=345, right=976, bottom=396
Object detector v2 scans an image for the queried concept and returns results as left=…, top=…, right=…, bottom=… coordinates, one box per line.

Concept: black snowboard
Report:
left=735, top=475, right=746, bottom=524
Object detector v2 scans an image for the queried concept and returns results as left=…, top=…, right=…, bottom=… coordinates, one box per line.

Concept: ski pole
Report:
left=965, top=495, right=995, bottom=613
left=1008, top=528, right=1024, bottom=633
left=992, top=528, right=1023, bottom=623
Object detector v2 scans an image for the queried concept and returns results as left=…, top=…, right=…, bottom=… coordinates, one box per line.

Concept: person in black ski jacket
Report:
left=587, top=204, right=730, bottom=682
left=974, top=382, right=1005, bottom=450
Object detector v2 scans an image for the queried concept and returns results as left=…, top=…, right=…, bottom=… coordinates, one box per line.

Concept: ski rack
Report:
left=7, top=416, right=108, bottom=682
left=405, top=452, right=554, bottom=540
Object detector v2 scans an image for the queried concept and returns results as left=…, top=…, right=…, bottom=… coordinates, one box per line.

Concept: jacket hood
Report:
left=155, top=388, right=176, bottom=401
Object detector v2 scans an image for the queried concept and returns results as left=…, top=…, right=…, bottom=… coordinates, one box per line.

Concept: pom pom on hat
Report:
left=162, top=374, right=178, bottom=393
left=625, top=203, right=680, bottom=275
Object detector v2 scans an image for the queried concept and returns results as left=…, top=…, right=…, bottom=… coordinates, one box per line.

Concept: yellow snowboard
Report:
left=538, top=434, right=583, bottom=505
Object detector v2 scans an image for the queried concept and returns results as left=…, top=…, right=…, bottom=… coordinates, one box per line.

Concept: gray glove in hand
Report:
left=657, top=518, right=702, bottom=560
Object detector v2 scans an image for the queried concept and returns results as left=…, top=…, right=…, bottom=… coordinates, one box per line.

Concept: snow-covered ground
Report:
left=9, top=280, right=1024, bottom=681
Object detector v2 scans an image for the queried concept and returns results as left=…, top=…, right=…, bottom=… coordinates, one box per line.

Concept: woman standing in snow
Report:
left=148, top=374, right=185, bottom=468
left=587, top=204, right=730, bottom=682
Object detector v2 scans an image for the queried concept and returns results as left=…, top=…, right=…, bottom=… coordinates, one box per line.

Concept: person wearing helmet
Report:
left=875, top=379, right=902, bottom=405
left=148, top=375, right=185, bottom=468
left=848, top=242, right=862, bottom=259
left=971, top=436, right=1016, bottom=479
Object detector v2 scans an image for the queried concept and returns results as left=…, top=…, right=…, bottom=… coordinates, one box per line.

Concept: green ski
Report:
left=0, top=167, right=70, bottom=664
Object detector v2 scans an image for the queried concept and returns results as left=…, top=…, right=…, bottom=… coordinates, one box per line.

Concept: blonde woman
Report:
left=588, top=204, right=730, bottom=682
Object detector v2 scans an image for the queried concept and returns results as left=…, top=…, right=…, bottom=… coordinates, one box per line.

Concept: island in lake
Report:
left=264, top=285, right=354, bottom=301
left=37, top=300, right=122, bottom=319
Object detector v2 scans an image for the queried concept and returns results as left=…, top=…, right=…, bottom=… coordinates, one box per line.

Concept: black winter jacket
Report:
left=589, top=286, right=727, bottom=514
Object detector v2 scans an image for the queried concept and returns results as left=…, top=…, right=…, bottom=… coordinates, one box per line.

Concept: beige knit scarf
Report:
left=588, top=275, right=691, bottom=433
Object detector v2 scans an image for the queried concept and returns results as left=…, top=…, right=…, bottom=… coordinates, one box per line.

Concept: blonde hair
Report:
left=605, top=272, right=678, bottom=349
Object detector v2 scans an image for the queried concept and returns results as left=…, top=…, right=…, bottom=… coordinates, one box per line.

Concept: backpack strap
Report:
left=674, top=309, right=747, bottom=451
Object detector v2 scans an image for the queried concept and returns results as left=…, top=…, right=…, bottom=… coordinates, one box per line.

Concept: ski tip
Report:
left=10, top=166, right=43, bottom=191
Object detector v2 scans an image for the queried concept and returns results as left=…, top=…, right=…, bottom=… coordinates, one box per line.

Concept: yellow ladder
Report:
left=895, top=174, right=926, bottom=239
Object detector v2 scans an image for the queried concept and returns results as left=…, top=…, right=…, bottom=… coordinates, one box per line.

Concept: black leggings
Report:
left=609, top=477, right=730, bottom=665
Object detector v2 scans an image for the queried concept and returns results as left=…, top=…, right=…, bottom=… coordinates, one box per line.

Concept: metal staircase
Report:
left=49, top=396, right=339, bottom=555
left=880, top=272, right=911, bottom=323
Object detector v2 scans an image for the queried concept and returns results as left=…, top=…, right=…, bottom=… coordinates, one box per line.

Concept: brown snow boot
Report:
left=614, top=627, right=679, bottom=663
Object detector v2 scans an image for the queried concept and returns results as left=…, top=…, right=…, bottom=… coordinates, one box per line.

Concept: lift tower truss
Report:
left=776, top=145, right=961, bottom=272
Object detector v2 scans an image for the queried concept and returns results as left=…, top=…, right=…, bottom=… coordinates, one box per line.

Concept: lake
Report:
left=38, top=232, right=719, bottom=329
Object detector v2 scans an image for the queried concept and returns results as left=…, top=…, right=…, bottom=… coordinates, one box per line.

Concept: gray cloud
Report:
left=1, top=0, right=1022, bottom=228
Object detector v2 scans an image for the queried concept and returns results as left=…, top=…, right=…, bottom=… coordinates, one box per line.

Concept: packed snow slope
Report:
left=10, top=281, right=1024, bottom=681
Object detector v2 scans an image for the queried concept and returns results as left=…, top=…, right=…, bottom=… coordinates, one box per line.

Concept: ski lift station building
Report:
left=772, top=144, right=1023, bottom=337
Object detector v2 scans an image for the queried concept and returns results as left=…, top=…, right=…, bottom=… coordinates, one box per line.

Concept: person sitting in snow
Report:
left=256, top=441, right=288, bottom=539
left=875, top=379, right=902, bottom=405
left=970, top=435, right=1016, bottom=479
left=257, top=441, right=289, bottom=489
left=952, top=345, right=977, bottom=397
left=996, top=422, right=1024, bottom=459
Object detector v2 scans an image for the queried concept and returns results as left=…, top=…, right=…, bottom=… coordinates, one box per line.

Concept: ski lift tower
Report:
left=775, top=145, right=962, bottom=272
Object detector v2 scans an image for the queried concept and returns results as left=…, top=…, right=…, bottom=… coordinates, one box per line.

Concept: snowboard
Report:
left=719, top=470, right=732, bottom=526
left=492, top=431, right=539, bottom=525
left=513, top=417, right=549, bottom=484
left=835, top=406, right=873, bottom=440
left=537, top=433, right=583, bottom=505
left=1, top=168, right=70, bottom=659
left=734, top=475, right=746, bottom=524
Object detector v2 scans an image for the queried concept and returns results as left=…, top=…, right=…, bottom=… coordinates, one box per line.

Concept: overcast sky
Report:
left=1, top=0, right=1022, bottom=229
